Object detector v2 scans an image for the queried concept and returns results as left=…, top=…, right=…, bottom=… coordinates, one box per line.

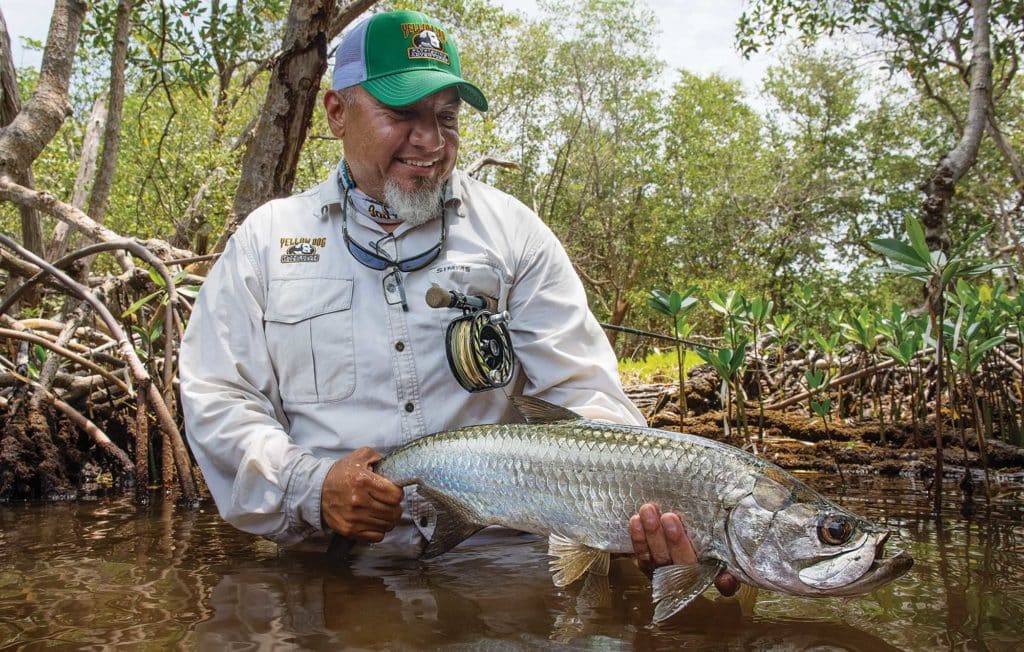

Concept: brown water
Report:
left=1, top=475, right=1023, bottom=651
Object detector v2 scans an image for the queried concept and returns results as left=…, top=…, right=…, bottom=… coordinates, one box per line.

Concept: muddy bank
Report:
left=4, top=375, right=1024, bottom=501
left=626, top=381, right=1024, bottom=479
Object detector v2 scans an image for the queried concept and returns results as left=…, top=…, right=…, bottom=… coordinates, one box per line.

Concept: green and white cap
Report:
left=332, top=10, right=488, bottom=111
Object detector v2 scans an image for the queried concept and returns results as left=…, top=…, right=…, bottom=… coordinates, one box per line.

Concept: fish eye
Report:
left=818, top=515, right=854, bottom=545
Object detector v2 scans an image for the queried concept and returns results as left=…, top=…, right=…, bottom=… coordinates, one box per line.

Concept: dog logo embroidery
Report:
left=280, top=237, right=325, bottom=263
left=403, top=23, right=450, bottom=65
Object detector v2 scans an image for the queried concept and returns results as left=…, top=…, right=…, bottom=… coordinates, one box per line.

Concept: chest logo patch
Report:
left=280, top=236, right=326, bottom=263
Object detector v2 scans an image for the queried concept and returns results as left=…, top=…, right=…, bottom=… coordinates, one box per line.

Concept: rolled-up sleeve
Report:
left=507, top=212, right=646, bottom=427
left=179, top=218, right=331, bottom=544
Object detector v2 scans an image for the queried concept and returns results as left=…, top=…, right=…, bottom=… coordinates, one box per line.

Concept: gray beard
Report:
left=383, top=177, right=445, bottom=228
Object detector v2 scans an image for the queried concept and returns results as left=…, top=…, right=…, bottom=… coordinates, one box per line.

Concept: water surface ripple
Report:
left=1, top=475, right=1022, bottom=650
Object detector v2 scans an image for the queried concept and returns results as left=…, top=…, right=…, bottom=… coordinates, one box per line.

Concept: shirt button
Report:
left=395, top=341, right=405, bottom=352
left=404, top=402, right=415, bottom=413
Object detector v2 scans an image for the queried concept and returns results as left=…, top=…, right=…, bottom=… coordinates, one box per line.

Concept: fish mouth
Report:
left=826, top=535, right=914, bottom=596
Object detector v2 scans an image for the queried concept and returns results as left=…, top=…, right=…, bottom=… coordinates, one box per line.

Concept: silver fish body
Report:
left=375, top=397, right=912, bottom=621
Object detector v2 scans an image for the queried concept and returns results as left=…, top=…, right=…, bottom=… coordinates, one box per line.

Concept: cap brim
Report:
left=362, top=69, right=488, bottom=112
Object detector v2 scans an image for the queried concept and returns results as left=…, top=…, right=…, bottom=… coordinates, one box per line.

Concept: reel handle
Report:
left=425, top=284, right=498, bottom=313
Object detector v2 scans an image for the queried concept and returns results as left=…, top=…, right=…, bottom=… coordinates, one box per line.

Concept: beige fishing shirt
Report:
left=179, top=167, right=645, bottom=547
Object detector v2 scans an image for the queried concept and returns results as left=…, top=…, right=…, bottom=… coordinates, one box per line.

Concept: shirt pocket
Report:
left=263, top=278, right=355, bottom=403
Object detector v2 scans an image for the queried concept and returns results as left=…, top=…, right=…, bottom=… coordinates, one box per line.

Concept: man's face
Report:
left=325, top=85, right=461, bottom=203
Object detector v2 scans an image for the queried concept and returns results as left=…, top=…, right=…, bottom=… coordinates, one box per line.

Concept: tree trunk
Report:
left=0, top=0, right=86, bottom=179
left=919, top=0, right=992, bottom=252
left=86, top=0, right=134, bottom=227
left=213, top=0, right=335, bottom=257
left=0, top=7, right=44, bottom=309
left=47, top=96, right=106, bottom=259
left=209, top=0, right=378, bottom=261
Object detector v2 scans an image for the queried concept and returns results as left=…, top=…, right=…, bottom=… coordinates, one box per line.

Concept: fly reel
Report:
left=426, top=285, right=515, bottom=392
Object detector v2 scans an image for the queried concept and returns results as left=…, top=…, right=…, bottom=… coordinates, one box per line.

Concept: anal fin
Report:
left=548, top=533, right=611, bottom=587
left=415, top=485, right=484, bottom=559
left=651, top=560, right=725, bottom=623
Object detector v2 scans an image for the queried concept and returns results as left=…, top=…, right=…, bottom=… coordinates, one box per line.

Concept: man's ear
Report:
left=324, top=90, right=346, bottom=139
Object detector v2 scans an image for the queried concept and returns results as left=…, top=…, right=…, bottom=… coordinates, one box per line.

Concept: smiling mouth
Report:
left=399, top=158, right=437, bottom=169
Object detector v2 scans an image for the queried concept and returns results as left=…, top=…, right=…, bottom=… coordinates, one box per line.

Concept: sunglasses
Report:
left=341, top=188, right=446, bottom=311
left=341, top=189, right=446, bottom=272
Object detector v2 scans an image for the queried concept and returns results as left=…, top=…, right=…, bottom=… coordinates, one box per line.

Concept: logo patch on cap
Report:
left=403, top=23, right=450, bottom=65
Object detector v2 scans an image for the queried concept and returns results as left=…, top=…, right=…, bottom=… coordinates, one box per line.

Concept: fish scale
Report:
left=374, top=396, right=912, bottom=622
left=379, top=418, right=749, bottom=555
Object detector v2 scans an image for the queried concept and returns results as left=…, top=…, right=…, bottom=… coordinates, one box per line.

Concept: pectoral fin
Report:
left=548, top=533, right=611, bottom=587
left=651, top=560, right=726, bottom=623
left=415, top=485, right=484, bottom=559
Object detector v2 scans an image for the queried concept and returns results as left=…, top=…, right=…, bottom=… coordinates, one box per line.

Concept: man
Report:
left=180, top=9, right=735, bottom=595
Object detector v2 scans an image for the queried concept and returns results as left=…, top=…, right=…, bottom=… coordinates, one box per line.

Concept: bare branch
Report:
left=0, top=176, right=196, bottom=260
left=920, top=0, right=993, bottom=252
left=327, top=0, right=379, bottom=40
left=86, top=0, right=135, bottom=227
left=0, top=232, right=197, bottom=501
left=0, top=327, right=131, bottom=394
left=466, top=156, right=520, bottom=178
left=47, top=96, right=107, bottom=260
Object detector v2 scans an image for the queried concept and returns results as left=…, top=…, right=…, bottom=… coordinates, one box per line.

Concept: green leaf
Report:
left=648, top=297, right=672, bottom=317
left=813, top=331, right=833, bottom=353
left=949, top=223, right=992, bottom=259
left=882, top=344, right=907, bottom=365
left=940, top=259, right=963, bottom=287
left=805, top=369, right=825, bottom=388
left=122, top=291, right=162, bottom=318
left=973, top=335, right=1005, bottom=358
left=696, top=347, right=728, bottom=376
left=131, top=324, right=150, bottom=343
left=178, top=285, right=200, bottom=300
left=668, top=290, right=682, bottom=314
left=905, top=216, right=931, bottom=263
left=868, top=238, right=930, bottom=268
left=811, top=398, right=831, bottom=417
left=148, top=266, right=166, bottom=288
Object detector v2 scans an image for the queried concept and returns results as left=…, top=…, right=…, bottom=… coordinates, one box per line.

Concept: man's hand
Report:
left=321, top=447, right=404, bottom=543
left=629, top=502, right=739, bottom=597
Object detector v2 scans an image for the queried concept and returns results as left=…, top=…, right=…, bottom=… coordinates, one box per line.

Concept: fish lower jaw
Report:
left=822, top=549, right=914, bottom=597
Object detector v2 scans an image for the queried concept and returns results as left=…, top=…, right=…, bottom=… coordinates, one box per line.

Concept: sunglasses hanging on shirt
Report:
left=340, top=186, right=445, bottom=311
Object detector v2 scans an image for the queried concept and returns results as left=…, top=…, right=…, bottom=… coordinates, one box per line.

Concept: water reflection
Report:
left=1, top=476, right=1023, bottom=650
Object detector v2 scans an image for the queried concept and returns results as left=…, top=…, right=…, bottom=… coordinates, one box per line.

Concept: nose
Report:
left=409, top=115, right=445, bottom=151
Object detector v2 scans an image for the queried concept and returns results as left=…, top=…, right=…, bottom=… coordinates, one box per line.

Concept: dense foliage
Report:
left=6, top=0, right=1021, bottom=347
left=3, top=0, right=1024, bottom=502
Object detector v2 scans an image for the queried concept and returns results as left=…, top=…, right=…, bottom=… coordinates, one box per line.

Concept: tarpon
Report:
left=375, top=396, right=913, bottom=622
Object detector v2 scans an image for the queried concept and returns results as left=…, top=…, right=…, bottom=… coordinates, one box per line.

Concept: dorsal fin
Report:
left=511, top=395, right=584, bottom=423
